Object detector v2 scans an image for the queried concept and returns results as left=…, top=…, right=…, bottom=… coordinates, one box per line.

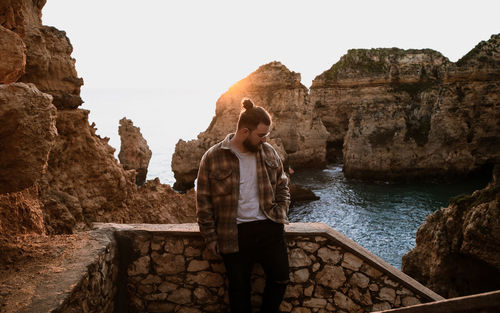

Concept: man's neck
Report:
left=230, top=136, right=248, bottom=154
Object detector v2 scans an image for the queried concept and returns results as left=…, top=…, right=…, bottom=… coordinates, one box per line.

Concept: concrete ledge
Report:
left=373, top=289, right=500, bottom=313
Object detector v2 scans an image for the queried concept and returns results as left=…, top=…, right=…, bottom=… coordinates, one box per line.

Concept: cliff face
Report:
left=402, top=166, right=500, bottom=297
left=0, top=0, right=83, bottom=109
left=0, top=0, right=195, bottom=236
left=0, top=83, right=57, bottom=194
left=0, top=25, right=25, bottom=84
left=172, top=61, right=329, bottom=191
left=310, top=34, right=500, bottom=180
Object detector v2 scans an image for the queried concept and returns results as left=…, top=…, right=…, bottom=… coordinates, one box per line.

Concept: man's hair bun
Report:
left=242, top=98, right=254, bottom=110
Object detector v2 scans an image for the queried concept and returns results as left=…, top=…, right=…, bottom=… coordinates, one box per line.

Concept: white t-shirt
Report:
left=230, top=144, right=267, bottom=224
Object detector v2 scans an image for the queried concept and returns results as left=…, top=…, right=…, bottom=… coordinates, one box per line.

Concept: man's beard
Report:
left=243, top=138, right=260, bottom=152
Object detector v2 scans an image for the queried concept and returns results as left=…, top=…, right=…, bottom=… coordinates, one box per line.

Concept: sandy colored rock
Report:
left=39, top=109, right=196, bottom=233
left=311, top=34, right=500, bottom=181
left=1, top=0, right=83, bottom=109
left=316, top=265, right=346, bottom=289
left=350, top=272, right=370, bottom=289
left=20, top=25, right=83, bottom=109
left=0, top=25, right=26, bottom=83
left=172, top=61, right=328, bottom=191
left=0, top=83, right=57, bottom=194
left=402, top=165, right=500, bottom=297
left=317, top=247, right=342, bottom=264
left=289, top=248, right=312, bottom=267
left=334, top=292, right=362, bottom=313
left=0, top=186, right=45, bottom=237
left=118, top=118, right=152, bottom=186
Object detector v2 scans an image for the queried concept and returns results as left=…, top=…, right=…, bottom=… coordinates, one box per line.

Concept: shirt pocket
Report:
left=264, top=158, right=278, bottom=185
left=209, top=169, right=232, bottom=196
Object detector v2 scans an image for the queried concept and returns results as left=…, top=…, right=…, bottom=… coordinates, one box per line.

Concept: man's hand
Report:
left=207, top=241, right=219, bottom=255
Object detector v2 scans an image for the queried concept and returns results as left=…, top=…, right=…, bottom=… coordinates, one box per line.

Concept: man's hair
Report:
left=237, top=98, right=272, bottom=130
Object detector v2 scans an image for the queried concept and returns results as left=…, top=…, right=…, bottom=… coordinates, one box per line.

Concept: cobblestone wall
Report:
left=55, top=232, right=119, bottom=313
left=113, top=223, right=442, bottom=313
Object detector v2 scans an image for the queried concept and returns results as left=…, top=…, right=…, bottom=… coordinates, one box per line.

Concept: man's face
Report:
left=243, top=123, right=271, bottom=153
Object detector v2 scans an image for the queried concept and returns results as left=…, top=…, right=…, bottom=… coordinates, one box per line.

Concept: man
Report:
left=196, top=98, right=290, bottom=313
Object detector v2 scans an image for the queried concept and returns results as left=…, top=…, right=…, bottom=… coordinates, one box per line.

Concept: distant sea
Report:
left=82, top=88, right=489, bottom=269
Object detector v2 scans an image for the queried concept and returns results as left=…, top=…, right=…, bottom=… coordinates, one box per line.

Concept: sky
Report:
left=41, top=0, right=500, bottom=183
left=43, top=0, right=499, bottom=92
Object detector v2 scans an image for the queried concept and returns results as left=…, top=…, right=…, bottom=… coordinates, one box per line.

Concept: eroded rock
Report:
left=172, top=61, right=329, bottom=191
left=311, top=34, right=500, bottom=181
left=402, top=165, right=500, bottom=297
left=0, top=25, right=26, bottom=83
left=0, top=83, right=57, bottom=193
left=118, top=118, right=152, bottom=186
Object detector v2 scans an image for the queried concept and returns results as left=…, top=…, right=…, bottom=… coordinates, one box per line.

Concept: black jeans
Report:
left=222, top=219, right=289, bottom=313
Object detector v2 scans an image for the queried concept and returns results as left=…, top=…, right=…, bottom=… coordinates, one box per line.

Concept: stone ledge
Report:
left=285, top=223, right=444, bottom=302
left=373, top=289, right=500, bottom=313
left=93, top=222, right=444, bottom=303
left=17, top=228, right=117, bottom=313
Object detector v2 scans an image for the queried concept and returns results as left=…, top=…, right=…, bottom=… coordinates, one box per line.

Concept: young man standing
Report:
left=196, top=98, right=290, bottom=313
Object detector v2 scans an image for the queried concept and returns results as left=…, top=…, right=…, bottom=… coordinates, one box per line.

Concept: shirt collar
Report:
left=221, top=133, right=235, bottom=150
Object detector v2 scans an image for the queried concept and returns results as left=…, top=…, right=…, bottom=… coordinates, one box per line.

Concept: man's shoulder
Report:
left=202, top=140, right=226, bottom=160
left=261, top=142, right=278, bottom=156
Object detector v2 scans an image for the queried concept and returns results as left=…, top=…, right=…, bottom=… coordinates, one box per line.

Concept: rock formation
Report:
left=0, top=83, right=57, bottom=194
left=172, top=61, right=329, bottom=191
left=0, top=25, right=25, bottom=84
left=118, top=117, right=152, bottom=186
left=0, top=0, right=83, bottom=109
left=0, top=0, right=196, bottom=237
left=402, top=165, right=500, bottom=298
left=310, top=34, right=500, bottom=181
left=290, top=184, right=320, bottom=204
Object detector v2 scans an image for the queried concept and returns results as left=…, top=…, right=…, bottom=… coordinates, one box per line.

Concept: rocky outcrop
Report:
left=0, top=185, right=46, bottom=237
left=290, top=184, right=320, bottom=204
left=1, top=0, right=83, bottom=109
left=172, top=61, right=329, bottom=191
left=402, top=165, right=500, bottom=298
left=0, top=25, right=26, bottom=84
left=311, top=34, right=500, bottom=181
left=0, top=0, right=195, bottom=237
left=0, top=83, right=57, bottom=194
left=38, top=110, right=196, bottom=233
left=118, top=118, right=152, bottom=186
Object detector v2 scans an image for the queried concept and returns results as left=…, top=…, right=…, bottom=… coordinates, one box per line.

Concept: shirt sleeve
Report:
left=196, top=152, right=218, bottom=244
left=274, top=150, right=291, bottom=214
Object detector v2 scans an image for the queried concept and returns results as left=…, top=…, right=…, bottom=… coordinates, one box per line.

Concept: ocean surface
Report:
left=82, top=88, right=488, bottom=270
left=289, top=165, right=488, bottom=269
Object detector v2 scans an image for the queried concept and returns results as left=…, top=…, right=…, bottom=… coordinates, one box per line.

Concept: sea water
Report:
left=289, top=165, right=489, bottom=269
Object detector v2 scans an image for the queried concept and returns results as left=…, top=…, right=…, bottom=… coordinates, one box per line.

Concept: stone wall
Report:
left=8, top=229, right=119, bottom=313
left=373, top=290, right=500, bottom=313
left=97, top=223, right=442, bottom=313
left=55, top=231, right=118, bottom=313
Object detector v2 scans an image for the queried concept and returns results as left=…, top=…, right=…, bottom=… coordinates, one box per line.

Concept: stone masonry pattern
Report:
left=124, top=231, right=427, bottom=313
left=55, top=238, right=118, bottom=313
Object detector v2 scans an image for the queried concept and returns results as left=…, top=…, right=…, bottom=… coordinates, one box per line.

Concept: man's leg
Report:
left=259, top=222, right=290, bottom=313
left=222, top=252, right=253, bottom=313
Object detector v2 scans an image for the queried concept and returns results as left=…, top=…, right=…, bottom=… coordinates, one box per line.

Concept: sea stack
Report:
left=172, top=61, right=329, bottom=191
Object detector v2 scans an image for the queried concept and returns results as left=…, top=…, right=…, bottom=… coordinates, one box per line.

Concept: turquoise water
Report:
left=289, top=165, right=489, bottom=269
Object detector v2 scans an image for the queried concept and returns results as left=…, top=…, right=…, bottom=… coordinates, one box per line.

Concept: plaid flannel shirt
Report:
left=196, top=133, right=290, bottom=254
